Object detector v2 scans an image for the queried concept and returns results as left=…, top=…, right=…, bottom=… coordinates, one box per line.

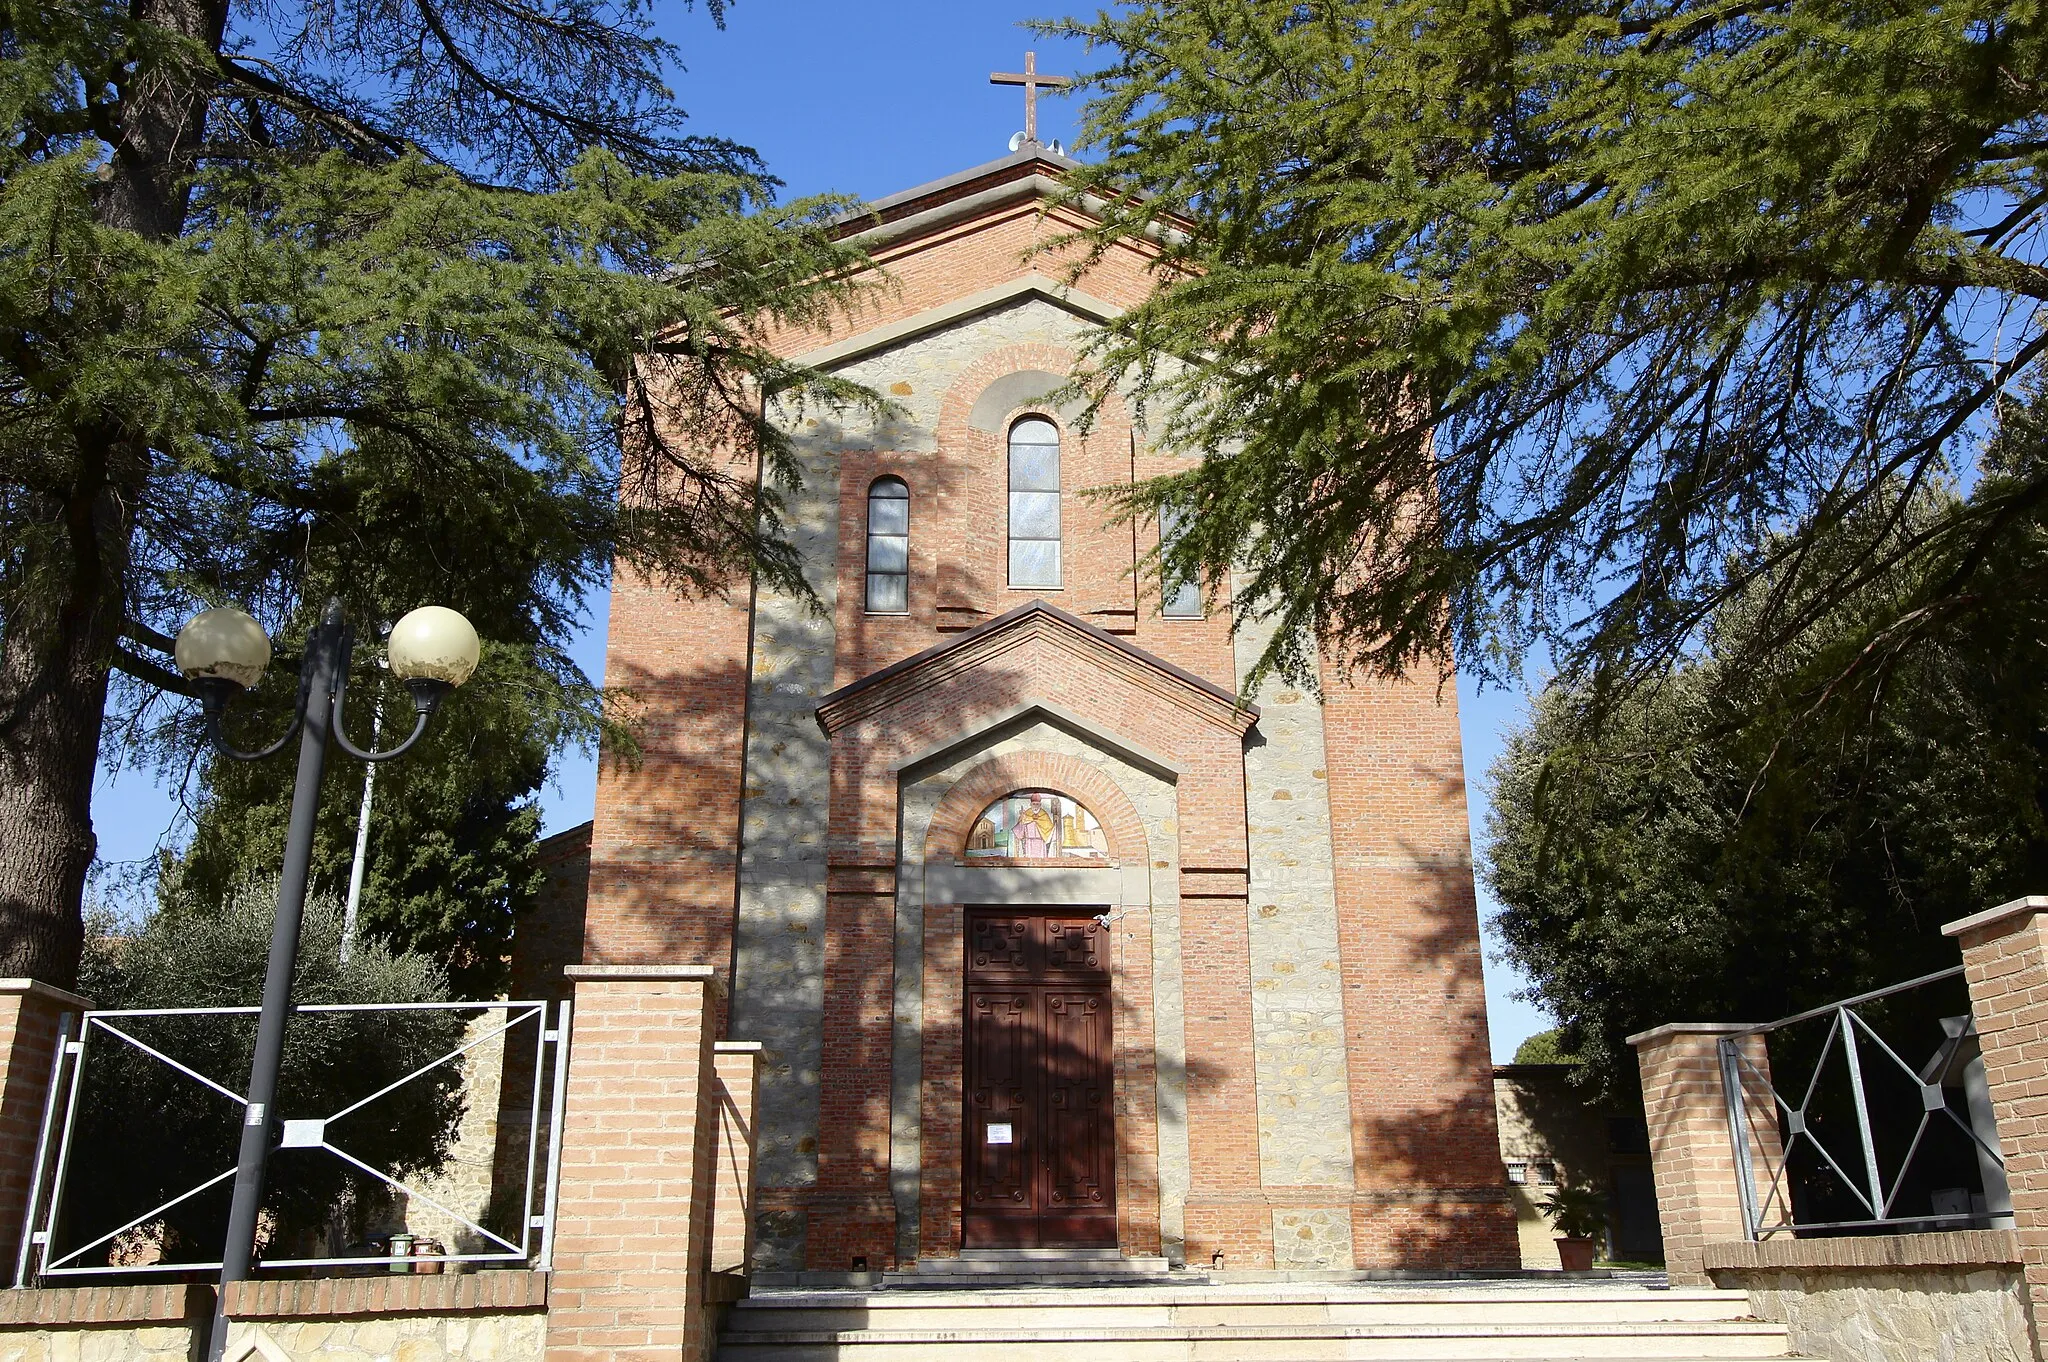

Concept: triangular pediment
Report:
left=815, top=601, right=1258, bottom=739
left=770, top=146, right=1171, bottom=369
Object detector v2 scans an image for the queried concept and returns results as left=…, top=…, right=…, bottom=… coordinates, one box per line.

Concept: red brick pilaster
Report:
left=546, top=965, right=721, bottom=1362
left=1947, top=895, right=2048, bottom=1358
left=1318, top=661, right=1518, bottom=1270
left=918, top=903, right=965, bottom=1263
left=0, top=979, right=89, bottom=1278
left=585, top=556, right=754, bottom=1019
left=1629, top=1022, right=1776, bottom=1286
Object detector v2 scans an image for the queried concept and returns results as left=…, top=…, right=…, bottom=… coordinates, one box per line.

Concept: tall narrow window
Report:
left=866, top=476, right=910, bottom=613
left=1159, top=503, right=1202, bottom=617
left=1008, top=417, right=1062, bottom=587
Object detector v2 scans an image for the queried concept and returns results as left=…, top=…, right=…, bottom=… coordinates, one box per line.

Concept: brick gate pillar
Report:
left=708, top=1041, right=761, bottom=1277
left=1946, top=895, right=2048, bottom=1359
left=0, top=980, right=90, bottom=1279
left=1629, top=1022, right=1776, bottom=1286
left=545, top=965, right=721, bottom=1362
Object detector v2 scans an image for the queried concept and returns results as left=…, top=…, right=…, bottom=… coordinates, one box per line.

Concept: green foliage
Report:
left=1537, top=1183, right=1609, bottom=1241
left=1511, top=1029, right=1579, bottom=1067
left=67, top=885, right=465, bottom=1265
left=168, top=678, right=549, bottom=997
left=0, top=0, right=886, bottom=979
left=1042, top=0, right=2047, bottom=694
left=1484, top=389, right=2048, bottom=1094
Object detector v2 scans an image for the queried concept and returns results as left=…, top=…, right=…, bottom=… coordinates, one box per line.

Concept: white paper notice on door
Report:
left=986, top=1122, right=1014, bottom=1145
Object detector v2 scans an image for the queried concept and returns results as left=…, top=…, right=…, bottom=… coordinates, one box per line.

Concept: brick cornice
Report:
left=815, top=600, right=1257, bottom=738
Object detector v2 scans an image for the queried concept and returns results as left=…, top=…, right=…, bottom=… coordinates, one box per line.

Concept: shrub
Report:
left=59, top=884, right=465, bottom=1266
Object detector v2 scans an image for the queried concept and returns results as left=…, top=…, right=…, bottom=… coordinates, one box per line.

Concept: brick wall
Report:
left=585, top=556, right=753, bottom=1000
left=0, top=980, right=89, bottom=1278
left=1946, top=896, right=2048, bottom=1356
left=1630, top=1023, right=1778, bottom=1286
left=544, top=965, right=721, bottom=1362
left=511, top=823, right=592, bottom=1003
left=1317, top=665, right=1519, bottom=1271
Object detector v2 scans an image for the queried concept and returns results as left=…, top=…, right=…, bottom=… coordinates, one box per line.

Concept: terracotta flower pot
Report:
left=1555, top=1237, right=1597, bottom=1272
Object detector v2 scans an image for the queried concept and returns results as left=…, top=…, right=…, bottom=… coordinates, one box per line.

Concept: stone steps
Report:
left=716, top=1282, right=1808, bottom=1360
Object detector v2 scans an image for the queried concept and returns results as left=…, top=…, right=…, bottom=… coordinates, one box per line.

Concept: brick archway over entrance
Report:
left=922, top=749, right=1151, bottom=869
left=915, top=748, right=1162, bottom=1262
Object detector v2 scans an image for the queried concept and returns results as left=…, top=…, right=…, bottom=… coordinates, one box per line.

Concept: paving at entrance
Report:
left=717, top=1272, right=1812, bottom=1360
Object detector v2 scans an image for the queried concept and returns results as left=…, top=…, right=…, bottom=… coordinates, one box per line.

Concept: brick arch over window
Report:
left=932, top=345, right=1140, bottom=617
left=923, top=751, right=1150, bottom=869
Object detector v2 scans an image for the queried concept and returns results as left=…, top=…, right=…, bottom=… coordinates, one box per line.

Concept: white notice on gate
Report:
left=986, top=1122, right=1014, bottom=1145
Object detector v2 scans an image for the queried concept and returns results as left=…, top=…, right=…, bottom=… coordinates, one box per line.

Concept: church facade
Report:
left=557, top=146, right=1518, bottom=1275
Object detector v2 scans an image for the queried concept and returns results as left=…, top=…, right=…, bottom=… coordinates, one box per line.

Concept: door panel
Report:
left=965, top=991, right=1033, bottom=1218
left=963, top=911, right=1116, bottom=1249
left=1041, top=990, right=1115, bottom=1244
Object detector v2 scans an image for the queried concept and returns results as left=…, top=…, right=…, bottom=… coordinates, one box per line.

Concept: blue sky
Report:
left=88, top=0, right=1553, bottom=1060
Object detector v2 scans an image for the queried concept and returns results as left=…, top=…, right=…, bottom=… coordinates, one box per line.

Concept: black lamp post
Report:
left=171, top=596, right=480, bottom=1362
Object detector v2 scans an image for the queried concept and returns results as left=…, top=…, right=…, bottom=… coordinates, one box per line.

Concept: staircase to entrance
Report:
left=716, top=1278, right=1809, bottom=1360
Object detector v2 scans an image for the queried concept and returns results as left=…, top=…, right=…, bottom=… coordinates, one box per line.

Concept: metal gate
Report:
left=15, top=998, right=570, bottom=1282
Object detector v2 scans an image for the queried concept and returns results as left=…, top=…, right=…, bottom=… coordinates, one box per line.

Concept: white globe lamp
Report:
left=386, top=605, right=480, bottom=707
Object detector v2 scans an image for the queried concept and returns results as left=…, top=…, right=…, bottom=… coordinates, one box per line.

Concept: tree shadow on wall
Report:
left=1348, top=835, right=1521, bottom=1272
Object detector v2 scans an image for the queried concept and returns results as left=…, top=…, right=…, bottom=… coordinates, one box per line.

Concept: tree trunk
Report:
left=0, top=0, right=228, bottom=984
left=0, top=480, right=133, bottom=985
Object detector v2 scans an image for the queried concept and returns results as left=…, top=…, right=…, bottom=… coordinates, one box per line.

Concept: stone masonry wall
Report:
left=1708, top=1232, right=2031, bottom=1362
left=1233, top=596, right=1354, bottom=1265
left=224, top=1312, right=545, bottom=1362
left=0, top=1295, right=546, bottom=1362
left=0, top=1279, right=547, bottom=1362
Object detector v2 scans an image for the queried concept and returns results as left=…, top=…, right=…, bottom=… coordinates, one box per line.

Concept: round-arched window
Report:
left=964, top=789, right=1108, bottom=860
left=1007, top=417, right=1061, bottom=588
left=865, top=476, right=910, bottom=612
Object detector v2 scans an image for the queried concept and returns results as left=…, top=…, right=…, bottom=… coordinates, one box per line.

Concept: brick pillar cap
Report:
left=563, top=964, right=716, bottom=981
left=1626, top=1021, right=1756, bottom=1048
left=1942, top=895, right=2048, bottom=940
left=0, top=979, right=94, bottom=1010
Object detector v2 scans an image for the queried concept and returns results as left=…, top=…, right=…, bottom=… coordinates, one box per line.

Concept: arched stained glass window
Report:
left=1008, top=417, right=1061, bottom=588
left=964, top=790, right=1109, bottom=861
left=866, top=476, right=910, bottom=613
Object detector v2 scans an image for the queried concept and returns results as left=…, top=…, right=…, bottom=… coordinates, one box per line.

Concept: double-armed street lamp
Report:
left=170, top=596, right=479, bottom=1361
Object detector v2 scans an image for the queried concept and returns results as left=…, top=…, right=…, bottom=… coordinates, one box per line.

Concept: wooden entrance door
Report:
left=963, top=910, right=1116, bottom=1248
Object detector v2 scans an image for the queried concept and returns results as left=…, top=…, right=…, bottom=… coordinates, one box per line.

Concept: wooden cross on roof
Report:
left=990, top=50, right=1071, bottom=146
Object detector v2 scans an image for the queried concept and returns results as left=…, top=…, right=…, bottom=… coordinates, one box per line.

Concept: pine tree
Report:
left=1043, top=0, right=2046, bottom=693
left=0, top=2, right=880, bottom=985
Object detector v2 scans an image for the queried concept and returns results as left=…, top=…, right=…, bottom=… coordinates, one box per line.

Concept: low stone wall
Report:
left=0, top=1274, right=548, bottom=1362
left=1706, top=1230, right=2030, bottom=1362
left=0, top=1285, right=199, bottom=1362
left=222, top=1309, right=544, bottom=1362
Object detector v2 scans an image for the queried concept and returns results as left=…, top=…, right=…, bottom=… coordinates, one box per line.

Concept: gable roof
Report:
left=815, top=599, right=1258, bottom=738
left=837, top=146, right=1084, bottom=232
left=829, top=145, right=1182, bottom=257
